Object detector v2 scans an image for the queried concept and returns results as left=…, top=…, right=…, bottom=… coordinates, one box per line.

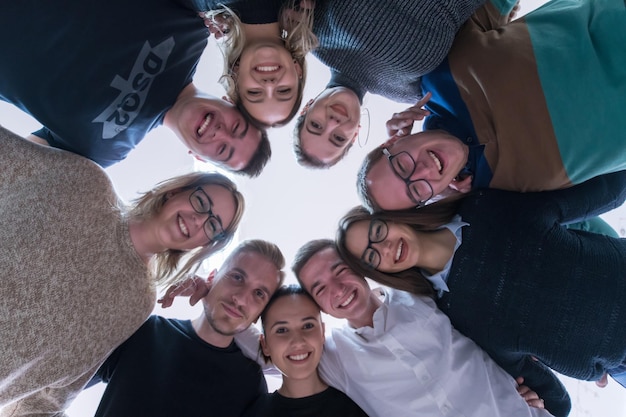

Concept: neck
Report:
left=128, top=219, right=160, bottom=264
left=191, top=313, right=234, bottom=349
left=414, top=228, right=456, bottom=274
left=347, top=290, right=383, bottom=329
left=278, top=370, right=328, bottom=399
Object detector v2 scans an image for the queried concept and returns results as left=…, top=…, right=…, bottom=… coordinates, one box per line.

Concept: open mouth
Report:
left=255, top=64, right=280, bottom=73
left=288, top=352, right=311, bottom=362
left=394, top=238, right=407, bottom=264
left=197, top=113, right=214, bottom=137
left=339, top=290, right=356, bottom=308
left=330, top=104, right=348, bottom=118
left=427, top=150, right=443, bottom=174
left=177, top=215, right=189, bottom=237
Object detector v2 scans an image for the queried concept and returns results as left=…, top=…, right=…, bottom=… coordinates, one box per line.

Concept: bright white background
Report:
left=1, top=0, right=624, bottom=415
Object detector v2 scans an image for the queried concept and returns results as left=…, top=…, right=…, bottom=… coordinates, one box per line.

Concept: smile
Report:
left=197, top=113, right=213, bottom=136
left=339, top=290, right=356, bottom=308
left=330, top=104, right=348, bottom=118
left=395, top=238, right=407, bottom=264
left=428, top=151, right=443, bottom=173
left=222, top=302, right=243, bottom=319
left=255, top=65, right=280, bottom=72
left=178, top=215, right=189, bottom=237
left=288, top=352, right=311, bottom=361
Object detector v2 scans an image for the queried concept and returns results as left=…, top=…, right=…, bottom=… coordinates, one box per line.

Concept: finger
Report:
left=413, top=91, right=432, bottom=108
left=516, top=385, right=531, bottom=395
left=527, top=398, right=545, bottom=409
left=515, top=376, right=525, bottom=386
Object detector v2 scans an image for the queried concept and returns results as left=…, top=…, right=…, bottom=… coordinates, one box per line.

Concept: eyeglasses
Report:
left=382, top=148, right=434, bottom=207
left=189, top=186, right=225, bottom=243
left=361, top=219, right=389, bottom=269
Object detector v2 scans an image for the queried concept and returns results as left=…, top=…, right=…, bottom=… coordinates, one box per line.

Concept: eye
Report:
left=277, top=87, right=292, bottom=95
left=254, top=289, right=266, bottom=299
left=193, top=193, right=208, bottom=211
left=310, top=120, right=322, bottom=130
left=231, top=273, right=244, bottom=282
left=315, top=286, right=325, bottom=297
left=303, top=322, right=315, bottom=330
left=206, top=217, right=221, bottom=234
left=246, top=90, right=261, bottom=97
left=217, top=144, right=227, bottom=157
left=275, top=327, right=288, bottom=334
left=232, top=122, right=240, bottom=135
left=333, top=133, right=347, bottom=144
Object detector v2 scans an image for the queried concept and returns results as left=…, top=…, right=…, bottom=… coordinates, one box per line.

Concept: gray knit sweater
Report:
left=312, top=0, right=485, bottom=103
left=0, top=127, right=155, bottom=416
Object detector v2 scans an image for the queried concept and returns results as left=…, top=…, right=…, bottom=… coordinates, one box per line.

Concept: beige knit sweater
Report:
left=0, top=127, right=155, bottom=416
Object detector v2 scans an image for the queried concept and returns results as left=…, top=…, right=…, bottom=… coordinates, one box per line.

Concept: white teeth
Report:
left=178, top=216, right=189, bottom=237
left=256, top=65, right=279, bottom=72
left=428, top=151, right=443, bottom=173
left=395, top=240, right=403, bottom=262
left=340, top=292, right=355, bottom=308
left=197, top=114, right=213, bottom=135
left=288, top=353, right=309, bottom=361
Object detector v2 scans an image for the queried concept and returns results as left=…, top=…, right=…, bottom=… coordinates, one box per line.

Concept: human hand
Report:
left=595, top=372, right=609, bottom=388
left=198, top=12, right=231, bottom=39
left=508, top=1, right=521, bottom=22
left=157, top=270, right=215, bottom=308
left=515, top=377, right=545, bottom=409
left=385, top=92, right=432, bottom=138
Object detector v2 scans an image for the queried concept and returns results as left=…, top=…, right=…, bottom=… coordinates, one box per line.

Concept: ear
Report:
left=260, top=333, right=271, bottom=357
left=293, top=59, right=303, bottom=80
left=350, top=125, right=361, bottom=143
left=321, top=321, right=326, bottom=342
left=222, top=95, right=234, bottom=105
left=300, top=98, right=314, bottom=116
left=448, top=175, right=473, bottom=193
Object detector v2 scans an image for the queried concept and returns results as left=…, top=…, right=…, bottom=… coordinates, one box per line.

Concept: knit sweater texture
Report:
left=436, top=171, right=626, bottom=417
left=0, top=127, right=155, bottom=416
left=312, top=0, right=485, bottom=103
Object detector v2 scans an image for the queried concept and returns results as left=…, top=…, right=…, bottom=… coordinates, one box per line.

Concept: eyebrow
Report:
left=238, top=119, right=249, bottom=139
left=269, top=316, right=317, bottom=330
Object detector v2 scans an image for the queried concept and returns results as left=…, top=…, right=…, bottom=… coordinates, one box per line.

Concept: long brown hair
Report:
left=336, top=196, right=464, bottom=296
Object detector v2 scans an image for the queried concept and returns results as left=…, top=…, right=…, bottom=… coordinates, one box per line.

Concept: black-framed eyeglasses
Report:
left=189, top=186, right=225, bottom=243
left=382, top=148, right=434, bottom=207
left=361, top=219, right=388, bottom=269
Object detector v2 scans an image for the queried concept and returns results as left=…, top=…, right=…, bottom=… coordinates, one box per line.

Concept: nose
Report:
left=409, top=160, right=431, bottom=180
left=330, top=282, right=346, bottom=299
left=260, top=75, right=276, bottom=84
left=373, top=240, right=392, bottom=258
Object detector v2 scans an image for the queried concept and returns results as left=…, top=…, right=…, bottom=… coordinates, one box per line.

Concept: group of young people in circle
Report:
left=1, top=0, right=626, bottom=416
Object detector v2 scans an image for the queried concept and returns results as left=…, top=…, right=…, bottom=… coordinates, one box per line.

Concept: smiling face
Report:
left=299, top=87, right=361, bottom=165
left=236, top=42, right=303, bottom=126
left=366, top=131, right=469, bottom=210
left=344, top=220, right=421, bottom=273
left=298, top=247, right=376, bottom=327
left=260, top=293, right=324, bottom=382
left=152, top=184, right=237, bottom=251
left=164, top=88, right=262, bottom=171
left=201, top=250, right=282, bottom=346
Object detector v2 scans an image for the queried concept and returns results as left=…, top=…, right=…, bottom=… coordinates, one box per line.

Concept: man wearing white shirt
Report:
left=291, top=239, right=561, bottom=417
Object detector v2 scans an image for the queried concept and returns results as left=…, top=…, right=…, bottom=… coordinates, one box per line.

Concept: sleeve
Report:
left=470, top=0, right=520, bottom=30
left=0, top=365, right=100, bottom=417
left=540, top=171, right=626, bottom=225
left=488, top=351, right=572, bottom=417
left=86, top=343, right=126, bottom=387
left=234, top=326, right=281, bottom=375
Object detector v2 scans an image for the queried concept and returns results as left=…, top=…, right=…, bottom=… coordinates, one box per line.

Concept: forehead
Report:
left=222, top=250, right=279, bottom=287
left=267, top=293, right=320, bottom=320
left=299, top=247, right=340, bottom=288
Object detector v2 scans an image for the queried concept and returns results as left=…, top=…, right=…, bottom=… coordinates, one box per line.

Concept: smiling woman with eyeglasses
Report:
left=0, top=126, right=244, bottom=415
left=335, top=170, right=626, bottom=409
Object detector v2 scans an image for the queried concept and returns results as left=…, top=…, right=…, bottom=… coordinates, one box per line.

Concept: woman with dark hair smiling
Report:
left=336, top=170, right=626, bottom=391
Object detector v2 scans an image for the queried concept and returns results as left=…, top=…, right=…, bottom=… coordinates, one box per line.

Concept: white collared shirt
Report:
left=421, top=215, right=468, bottom=297
left=318, top=289, right=554, bottom=417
